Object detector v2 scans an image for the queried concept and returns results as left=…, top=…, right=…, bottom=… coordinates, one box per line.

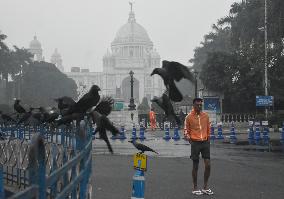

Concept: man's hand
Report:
left=184, top=135, right=192, bottom=143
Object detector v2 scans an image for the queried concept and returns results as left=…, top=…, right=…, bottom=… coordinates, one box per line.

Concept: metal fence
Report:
left=0, top=118, right=93, bottom=199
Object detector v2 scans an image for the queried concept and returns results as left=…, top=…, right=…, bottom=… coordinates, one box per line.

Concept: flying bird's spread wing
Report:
left=162, top=60, right=194, bottom=82
left=94, top=97, right=114, bottom=116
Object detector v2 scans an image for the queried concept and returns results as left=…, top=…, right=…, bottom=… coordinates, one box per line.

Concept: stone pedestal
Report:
left=108, top=110, right=138, bottom=130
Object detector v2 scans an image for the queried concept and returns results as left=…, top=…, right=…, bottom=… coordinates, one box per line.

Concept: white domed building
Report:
left=101, top=5, right=164, bottom=102
left=28, top=36, right=43, bottom=61
left=67, top=4, right=164, bottom=103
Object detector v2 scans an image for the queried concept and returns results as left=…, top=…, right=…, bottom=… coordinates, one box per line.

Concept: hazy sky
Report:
left=0, top=0, right=237, bottom=72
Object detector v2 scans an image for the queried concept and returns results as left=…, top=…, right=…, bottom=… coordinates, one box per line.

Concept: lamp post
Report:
left=128, top=70, right=136, bottom=110
left=191, top=69, right=198, bottom=98
left=264, top=0, right=268, bottom=119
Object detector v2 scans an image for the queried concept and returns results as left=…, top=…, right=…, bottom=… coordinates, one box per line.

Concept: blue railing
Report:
left=0, top=118, right=92, bottom=199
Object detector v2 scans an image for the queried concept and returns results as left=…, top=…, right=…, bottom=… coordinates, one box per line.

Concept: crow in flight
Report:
left=0, top=111, right=16, bottom=124
left=14, top=99, right=26, bottom=114
left=91, top=111, right=120, bottom=154
left=151, top=92, right=181, bottom=126
left=66, top=85, right=101, bottom=115
left=90, top=97, right=119, bottom=153
left=150, top=60, right=194, bottom=102
left=129, top=140, right=158, bottom=154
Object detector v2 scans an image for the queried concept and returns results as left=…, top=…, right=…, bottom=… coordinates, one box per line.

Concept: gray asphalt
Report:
left=91, top=130, right=284, bottom=199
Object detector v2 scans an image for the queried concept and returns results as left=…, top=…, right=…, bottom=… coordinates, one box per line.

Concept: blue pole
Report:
left=210, top=125, right=216, bottom=144
left=139, top=125, right=146, bottom=141
left=262, top=127, right=270, bottom=145
left=217, top=125, right=224, bottom=140
left=254, top=125, right=261, bottom=145
left=0, top=165, right=5, bottom=199
left=163, top=124, right=171, bottom=141
left=172, top=126, right=180, bottom=141
left=131, top=160, right=145, bottom=199
left=131, top=124, right=137, bottom=140
left=119, top=125, right=127, bottom=140
left=280, top=122, right=284, bottom=145
left=248, top=126, right=254, bottom=145
left=229, top=123, right=237, bottom=144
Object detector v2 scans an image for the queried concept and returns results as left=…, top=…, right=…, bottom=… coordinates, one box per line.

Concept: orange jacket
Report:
left=149, top=111, right=156, bottom=121
left=184, top=109, right=210, bottom=141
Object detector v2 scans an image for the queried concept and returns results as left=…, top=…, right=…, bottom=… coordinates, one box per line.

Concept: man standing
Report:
left=149, top=108, right=156, bottom=131
left=184, top=98, right=213, bottom=195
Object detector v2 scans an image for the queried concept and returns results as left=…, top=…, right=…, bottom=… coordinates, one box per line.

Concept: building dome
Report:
left=51, top=48, right=61, bottom=59
left=112, top=11, right=152, bottom=46
left=29, top=36, right=42, bottom=49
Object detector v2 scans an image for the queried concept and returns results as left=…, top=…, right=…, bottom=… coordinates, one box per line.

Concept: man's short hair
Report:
left=193, top=98, right=203, bottom=104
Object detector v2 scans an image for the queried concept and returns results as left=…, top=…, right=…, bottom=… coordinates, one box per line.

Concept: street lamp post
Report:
left=128, top=70, right=136, bottom=110
left=264, top=0, right=268, bottom=119
left=191, top=69, right=198, bottom=98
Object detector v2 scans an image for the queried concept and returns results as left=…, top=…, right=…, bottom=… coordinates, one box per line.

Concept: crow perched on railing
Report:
left=129, top=140, right=158, bottom=154
left=14, top=99, right=26, bottom=114
left=151, top=92, right=181, bottom=126
left=0, top=111, right=16, bottom=124
left=17, top=107, right=34, bottom=125
left=150, top=60, right=194, bottom=102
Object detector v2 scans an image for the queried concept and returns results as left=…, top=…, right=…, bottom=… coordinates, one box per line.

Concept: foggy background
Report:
left=0, top=0, right=236, bottom=72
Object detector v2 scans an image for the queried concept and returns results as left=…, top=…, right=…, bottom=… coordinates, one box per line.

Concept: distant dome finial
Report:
left=128, top=1, right=136, bottom=23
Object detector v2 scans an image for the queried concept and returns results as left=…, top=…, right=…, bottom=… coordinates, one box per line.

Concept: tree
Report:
left=191, top=0, right=284, bottom=113
left=20, top=61, right=77, bottom=107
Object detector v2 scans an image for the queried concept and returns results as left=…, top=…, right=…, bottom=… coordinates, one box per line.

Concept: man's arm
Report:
left=207, top=115, right=210, bottom=140
left=184, top=114, right=191, bottom=141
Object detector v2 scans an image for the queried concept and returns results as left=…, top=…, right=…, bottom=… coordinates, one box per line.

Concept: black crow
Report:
left=0, top=111, right=16, bottom=123
left=150, top=60, right=194, bottom=102
left=66, top=85, right=101, bottom=115
left=54, top=96, right=75, bottom=115
left=91, top=110, right=119, bottom=154
left=128, top=140, right=158, bottom=154
left=17, top=108, right=34, bottom=125
left=14, top=99, right=26, bottom=113
left=151, top=93, right=181, bottom=126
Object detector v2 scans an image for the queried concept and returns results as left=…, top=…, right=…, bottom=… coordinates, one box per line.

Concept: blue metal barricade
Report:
left=0, top=118, right=93, bottom=199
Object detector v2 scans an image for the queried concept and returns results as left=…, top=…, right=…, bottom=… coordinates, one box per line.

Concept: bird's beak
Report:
left=150, top=72, right=154, bottom=76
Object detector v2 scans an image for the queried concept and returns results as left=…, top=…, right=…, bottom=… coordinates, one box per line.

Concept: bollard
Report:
left=131, top=168, right=145, bottom=199
left=172, top=126, right=180, bottom=141
left=210, top=125, right=216, bottom=144
left=262, top=127, right=270, bottom=145
left=248, top=126, right=255, bottom=145
left=139, top=125, right=146, bottom=140
left=254, top=125, right=261, bottom=145
left=131, top=156, right=146, bottom=199
left=229, top=123, right=237, bottom=144
left=163, top=124, right=171, bottom=141
left=131, top=124, right=137, bottom=140
left=280, top=122, right=284, bottom=144
left=0, top=165, right=5, bottom=199
left=216, top=125, right=224, bottom=140
left=119, top=125, right=127, bottom=140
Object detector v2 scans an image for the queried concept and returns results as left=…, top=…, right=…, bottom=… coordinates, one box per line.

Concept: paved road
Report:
left=91, top=130, right=284, bottom=199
